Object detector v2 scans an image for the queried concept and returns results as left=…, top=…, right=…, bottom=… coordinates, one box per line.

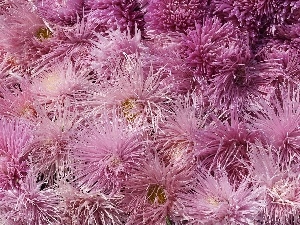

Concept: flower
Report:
left=0, top=170, right=62, bottom=225
left=144, top=0, right=207, bottom=34
left=250, top=85, right=300, bottom=162
left=181, top=17, right=239, bottom=78
left=197, top=110, right=259, bottom=182
left=33, top=0, right=84, bottom=25
left=0, top=117, right=33, bottom=189
left=71, top=110, right=145, bottom=193
left=181, top=167, right=264, bottom=225
left=58, top=182, right=124, bottom=225
left=122, top=154, right=194, bottom=224
left=85, top=0, right=146, bottom=35
left=249, top=144, right=300, bottom=224
left=30, top=59, right=92, bottom=105
left=0, top=1, right=53, bottom=66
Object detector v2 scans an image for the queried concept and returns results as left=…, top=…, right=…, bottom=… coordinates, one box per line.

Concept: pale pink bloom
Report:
left=72, top=110, right=145, bottom=193
left=250, top=86, right=300, bottom=161
left=0, top=117, right=33, bottom=189
left=181, top=168, right=264, bottom=225
left=249, top=144, right=300, bottom=224
left=30, top=59, right=91, bottom=105
left=30, top=101, right=81, bottom=184
left=58, top=182, right=124, bottom=225
left=0, top=170, right=62, bottom=225
left=122, top=154, right=194, bottom=225
left=0, top=1, right=53, bottom=66
left=88, top=54, right=174, bottom=130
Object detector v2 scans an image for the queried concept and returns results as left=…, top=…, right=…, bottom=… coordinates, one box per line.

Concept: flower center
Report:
left=35, top=27, right=52, bottom=41
left=121, top=98, right=142, bottom=122
left=146, top=184, right=167, bottom=204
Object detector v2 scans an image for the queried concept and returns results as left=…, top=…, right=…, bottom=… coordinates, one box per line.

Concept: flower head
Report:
left=181, top=168, right=264, bottom=225
left=0, top=117, right=33, bottom=189
left=72, top=110, right=145, bottom=193
left=122, top=154, right=194, bottom=224
left=145, top=0, right=207, bottom=34
left=0, top=170, right=62, bottom=225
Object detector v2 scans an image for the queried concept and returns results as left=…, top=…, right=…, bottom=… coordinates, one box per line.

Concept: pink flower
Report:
left=0, top=170, right=62, bottom=225
left=30, top=59, right=92, bottom=105
left=144, top=0, right=207, bottom=34
left=88, top=54, right=174, bottom=130
left=72, top=110, right=145, bottom=193
left=181, top=168, right=264, bottom=225
left=58, top=182, right=124, bottom=225
left=122, top=154, right=194, bottom=224
left=0, top=117, right=33, bottom=189
left=0, top=1, right=53, bottom=66
left=197, top=111, right=259, bottom=182
left=249, top=144, right=300, bottom=224
left=250, top=86, right=300, bottom=162
left=33, top=0, right=84, bottom=25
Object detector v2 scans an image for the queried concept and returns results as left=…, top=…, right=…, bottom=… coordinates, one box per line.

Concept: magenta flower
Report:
left=72, top=111, right=145, bottom=193
left=33, top=0, right=84, bottom=25
left=0, top=171, right=62, bottom=225
left=0, top=117, right=33, bottom=189
left=181, top=168, right=264, bottom=225
left=144, top=0, right=207, bottom=34
left=122, top=154, right=194, bottom=224
left=58, top=182, right=124, bottom=225
left=181, top=17, right=239, bottom=78
left=197, top=111, right=259, bottom=182
left=84, top=0, right=145, bottom=35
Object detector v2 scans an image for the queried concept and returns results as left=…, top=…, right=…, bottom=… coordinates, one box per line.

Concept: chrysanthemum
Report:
left=58, top=182, right=124, bottom=225
left=181, top=17, right=239, bottom=78
left=88, top=54, right=174, bottom=130
left=0, top=1, right=53, bottom=66
left=30, top=59, right=92, bottom=105
left=0, top=171, right=62, bottom=225
left=156, top=94, right=206, bottom=165
left=122, top=154, right=194, bottom=224
left=30, top=101, right=81, bottom=184
left=197, top=111, right=259, bottom=182
left=72, top=110, right=145, bottom=193
left=85, top=0, right=145, bottom=35
left=0, top=117, right=33, bottom=189
left=249, top=144, right=300, bottom=224
left=0, top=81, right=38, bottom=120
left=181, top=168, right=264, bottom=225
left=144, top=0, right=207, bottom=34
left=250, top=85, right=300, bottom=162
left=33, top=0, right=84, bottom=25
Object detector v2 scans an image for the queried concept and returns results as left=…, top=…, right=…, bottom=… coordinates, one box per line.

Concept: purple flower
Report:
left=144, top=0, right=207, bottom=34
left=181, top=17, right=239, bottom=78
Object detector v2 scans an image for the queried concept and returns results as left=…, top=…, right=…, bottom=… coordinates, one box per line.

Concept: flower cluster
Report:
left=0, top=0, right=300, bottom=224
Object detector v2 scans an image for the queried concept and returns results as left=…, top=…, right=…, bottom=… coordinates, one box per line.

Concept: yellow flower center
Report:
left=146, top=184, right=167, bottom=204
left=35, top=27, right=52, bottom=41
left=121, top=98, right=142, bottom=122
